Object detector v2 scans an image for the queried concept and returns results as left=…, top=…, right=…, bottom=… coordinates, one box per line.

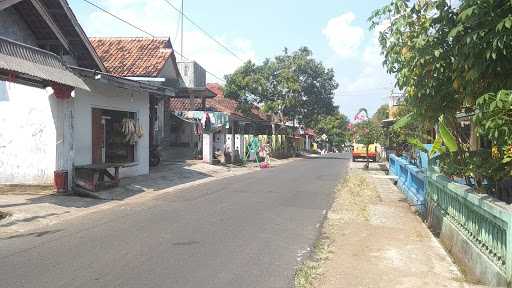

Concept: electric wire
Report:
left=80, top=0, right=226, bottom=83
left=160, top=0, right=244, bottom=63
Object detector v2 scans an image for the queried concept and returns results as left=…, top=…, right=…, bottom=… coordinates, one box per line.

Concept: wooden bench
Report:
left=73, top=163, right=137, bottom=192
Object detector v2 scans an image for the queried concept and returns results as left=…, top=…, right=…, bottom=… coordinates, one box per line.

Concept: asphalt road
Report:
left=0, top=153, right=349, bottom=288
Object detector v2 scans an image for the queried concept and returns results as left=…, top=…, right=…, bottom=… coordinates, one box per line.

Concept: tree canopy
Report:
left=371, top=104, right=389, bottom=124
left=224, top=47, right=339, bottom=127
left=312, top=112, right=351, bottom=148
left=370, top=0, right=512, bottom=188
left=370, top=0, right=512, bottom=126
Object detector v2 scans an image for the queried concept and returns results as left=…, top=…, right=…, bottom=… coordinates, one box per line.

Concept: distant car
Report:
left=352, top=143, right=378, bottom=162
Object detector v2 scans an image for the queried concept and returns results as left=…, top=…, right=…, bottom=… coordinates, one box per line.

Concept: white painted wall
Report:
left=0, top=82, right=56, bottom=184
left=73, top=79, right=150, bottom=178
left=226, top=134, right=233, bottom=152
left=159, top=58, right=180, bottom=80
left=226, top=134, right=245, bottom=159
left=0, top=78, right=151, bottom=184
left=177, top=62, right=206, bottom=88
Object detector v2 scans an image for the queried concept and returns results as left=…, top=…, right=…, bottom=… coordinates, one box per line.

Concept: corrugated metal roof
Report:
left=69, top=66, right=175, bottom=98
left=0, top=36, right=89, bottom=90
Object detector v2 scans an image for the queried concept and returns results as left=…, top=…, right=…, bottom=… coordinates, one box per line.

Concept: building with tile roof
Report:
left=90, top=37, right=177, bottom=78
left=90, top=37, right=180, bottom=79
left=168, top=83, right=270, bottom=123
left=166, top=83, right=274, bottom=158
left=0, top=0, right=179, bottom=186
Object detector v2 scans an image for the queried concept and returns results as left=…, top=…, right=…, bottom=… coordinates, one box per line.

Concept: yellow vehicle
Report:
left=352, top=143, right=379, bottom=162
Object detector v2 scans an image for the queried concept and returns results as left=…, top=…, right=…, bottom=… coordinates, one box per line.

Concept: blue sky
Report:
left=69, top=0, right=395, bottom=119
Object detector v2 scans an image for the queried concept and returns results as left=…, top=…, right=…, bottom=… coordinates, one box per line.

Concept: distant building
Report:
left=177, top=61, right=206, bottom=88
left=388, top=92, right=404, bottom=120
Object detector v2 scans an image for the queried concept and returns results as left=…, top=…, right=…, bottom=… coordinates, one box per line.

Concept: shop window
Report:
left=92, top=108, right=137, bottom=164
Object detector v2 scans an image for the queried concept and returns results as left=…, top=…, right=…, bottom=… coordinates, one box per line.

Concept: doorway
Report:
left=91, top=108, right=136, bottom=164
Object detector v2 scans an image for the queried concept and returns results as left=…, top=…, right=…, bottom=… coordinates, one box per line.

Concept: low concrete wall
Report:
left=389, top=155, right=426, bottom=215
left=426, top=171, right=512, bottom=287
left=391, top=151, right=511, bottom=286
left=427, top=200, right=508, bottom=287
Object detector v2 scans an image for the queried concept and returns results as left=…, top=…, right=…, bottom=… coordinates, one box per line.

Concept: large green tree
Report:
left=450, top=0, right=512, bottom=101
left=370, top=0, right=512, bottom=136
left=312, top=112, right=350, bottom=149
left=370, top=0, right=512, bottom=187
left=224, top=47, right=339, bottom=127
left=371, top=104, right=389, bottom=124
left=369, top=0, right=460, bottom=127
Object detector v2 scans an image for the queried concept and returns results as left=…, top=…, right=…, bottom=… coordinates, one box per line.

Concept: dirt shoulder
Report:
left=296, top=161, right=481, bottom=288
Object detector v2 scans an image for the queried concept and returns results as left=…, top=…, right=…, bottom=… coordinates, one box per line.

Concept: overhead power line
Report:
left=160, top=0, right=245, bottom=63
left=82, top=0, right=156, bottom=37
left=338, top=87, right=394, bottom=95
left=80, top=0, right=225, bottom=83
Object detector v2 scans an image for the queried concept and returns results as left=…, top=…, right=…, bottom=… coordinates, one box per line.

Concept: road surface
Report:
left=0, top=154, right=349, bottom=288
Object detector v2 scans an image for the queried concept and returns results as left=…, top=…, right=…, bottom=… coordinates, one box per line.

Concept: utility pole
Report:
left=180, top=0, right=184, bottom=61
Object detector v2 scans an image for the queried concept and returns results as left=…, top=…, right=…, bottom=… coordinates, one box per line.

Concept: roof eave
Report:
left=69, top=66, right=175, bottom=97
left=58, top=0, right=106, bottom=72
left=0, top=36, right=89, bottom=90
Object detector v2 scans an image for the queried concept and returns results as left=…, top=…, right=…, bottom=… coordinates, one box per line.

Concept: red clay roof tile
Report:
left=168, top=84, right=270, bottom=122
left=90, top=37, right=173, bottom=77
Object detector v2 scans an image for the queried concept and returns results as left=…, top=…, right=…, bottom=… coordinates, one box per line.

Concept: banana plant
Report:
left=391, top=112, right=414, bottom=130
left=392, top=112, right=457, bottom=158
left=429, top=115, right=458, bottom=159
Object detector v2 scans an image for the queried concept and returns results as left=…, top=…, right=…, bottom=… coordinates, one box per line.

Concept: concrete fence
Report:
left=241, top=134, right=306, bottom=160
left=426, top=170, right=512, bottom=286
left=389, top=154, right=427, bottom=215
left=390, top=153, right=512, bottom=286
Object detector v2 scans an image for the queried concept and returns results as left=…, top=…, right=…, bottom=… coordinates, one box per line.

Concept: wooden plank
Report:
left=91, top=108, right=104, bottom=164
left=74, top=178, right=95, bottom=192
left=74, top=162, right=137, bottom=169
left=55, top=0, right=106, bottom=71
left=0, top=0, right=23, bottom=11
left=29, top=0, right=71, bottom=52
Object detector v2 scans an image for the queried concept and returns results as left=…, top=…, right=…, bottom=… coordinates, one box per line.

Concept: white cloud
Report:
left=74, top=0, right=255, bottom=83
left=333, top=20, right=395, bottom=118
left=177, top=31, right=256, bottom=82
left=322, top=12, right=364, bottom=58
